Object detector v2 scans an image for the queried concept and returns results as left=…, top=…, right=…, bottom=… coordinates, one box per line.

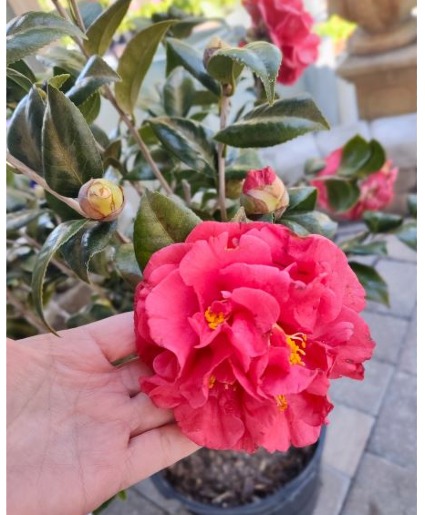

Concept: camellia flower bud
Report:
left=241, top=166, right=289, bottom=218
left=78, top=178, right=124, bottom=221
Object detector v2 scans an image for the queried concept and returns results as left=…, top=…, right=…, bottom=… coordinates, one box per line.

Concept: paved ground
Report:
left=101, top=225, right=417, bottom=515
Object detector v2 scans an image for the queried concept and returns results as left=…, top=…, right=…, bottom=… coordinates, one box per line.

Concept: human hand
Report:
left=7, top=312, right=199, bottom=515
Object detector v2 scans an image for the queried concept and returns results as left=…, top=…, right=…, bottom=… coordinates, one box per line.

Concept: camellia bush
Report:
left=6, top=0, right=416, bottom=486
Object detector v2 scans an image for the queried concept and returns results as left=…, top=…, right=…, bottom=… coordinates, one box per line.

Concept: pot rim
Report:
left=151, top=426, right=327, bottom=513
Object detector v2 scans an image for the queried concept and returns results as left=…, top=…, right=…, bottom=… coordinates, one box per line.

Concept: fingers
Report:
left=116, top=359, right=150, bottom=397
left=80, top=312, right=136, bottom=362
left=123, top=423, right=200, bottom=488
left=127, top=392, right=174, bottom=437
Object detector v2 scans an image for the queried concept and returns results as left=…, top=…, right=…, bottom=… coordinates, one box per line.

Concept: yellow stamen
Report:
left=286, top=332, right=307, bottom=366
left=205, top=307, right=227, bottom=330
left=208, top=375, right=216, bottom=389
left=276, top=394, right=288, bottom=411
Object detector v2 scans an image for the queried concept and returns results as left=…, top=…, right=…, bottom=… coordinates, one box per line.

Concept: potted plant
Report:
left=6, top=1, right=416, bottom=514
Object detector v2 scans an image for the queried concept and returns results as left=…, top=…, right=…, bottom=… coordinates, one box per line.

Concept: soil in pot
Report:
left=164, top=445, right=316, bottom=509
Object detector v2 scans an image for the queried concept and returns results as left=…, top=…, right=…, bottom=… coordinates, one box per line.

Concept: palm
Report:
left=7, top=313, right=198, bottom=515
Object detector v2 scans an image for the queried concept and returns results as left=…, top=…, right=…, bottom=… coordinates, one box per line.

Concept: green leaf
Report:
left=78, top=90, right=102, bottom=124
left=163, top=67, right=195, bottom=117
left=286, top=187, right=317, bottom=213
left=31, top=219, right=89, bottom=333
left=134, top=190, right=201, bottom=269
left=84, top=0, right=131, bottom=56
left=338, top=135, right=371, bottom=177
left=325, top=178, right=360, bottom=212
left=280, top=211, right=337, bottom=239
left=166, top=38, right=220, bottom=96
left=60, top=221, right=117, bottom=282
left=356, top=139, right=386, bottom=177
left=80, top=2, right=103, bottom=29
left=214, top=95, right=330, bottom=148
left=7, top=67, right=33, bottom=92
left=344, top=240, right=388, bottom=257
left=363, top=211, right=403, bottom=233
left=395, top=221, right=417, bottom=251
left=407, top=194, right=417, bottom=218
left=45, top=191, right=84, bottom=221
left=7, top=209, right=48, bottom=233
left=48, top=74, right=71, bottom=90
left=349, top=262, right=389, bottom=306
left=114, top=243, right=143, bottom=286
left=304, top=157, right=326, bottom=175
left=115, top=20, right=176, bottom=114
left=207, top=42, right=281, bottom=104
left=42, top=85, right=104, bottom=197
left=148, top=117, right=217, bottom=176
left=6, top=11, right=85, bottom=65
left=67, top=56, right=120, bottom=106
left=7, top=86, right=45, bottom=173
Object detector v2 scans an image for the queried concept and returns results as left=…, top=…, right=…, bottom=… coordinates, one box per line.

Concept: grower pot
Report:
left=151, top=428, right=326, bottom=515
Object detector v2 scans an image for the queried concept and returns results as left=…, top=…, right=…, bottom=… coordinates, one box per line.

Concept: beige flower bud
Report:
left=225, top=179, right=244, bottom=200
left=241, top=167, right=289, bottom=218
left=78, top=179, right=124, bottom=221
left=203, top=37, right=228, bottom=69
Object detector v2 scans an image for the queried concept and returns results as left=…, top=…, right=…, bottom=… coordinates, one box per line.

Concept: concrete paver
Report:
left=341, top=452, right=416, bottom=515
left=367, top=371, right=417, bottom=468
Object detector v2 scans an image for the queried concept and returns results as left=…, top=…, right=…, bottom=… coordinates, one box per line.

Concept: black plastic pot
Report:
left=151, top=428, right=326, bottom=515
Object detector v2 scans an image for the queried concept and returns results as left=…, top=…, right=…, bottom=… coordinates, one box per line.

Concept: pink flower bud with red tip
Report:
left=241, top=166, right=289, bottom=218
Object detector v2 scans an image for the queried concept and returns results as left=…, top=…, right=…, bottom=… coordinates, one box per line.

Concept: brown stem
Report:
left=217, top=94, right=230, bottom=221
left=7, top=153, right=86, bottom=217
left=7, top=290, right=47, bottom=333
left=68, top=0, right=86, bottom=32
left=51, top=0, right=173, bottom=196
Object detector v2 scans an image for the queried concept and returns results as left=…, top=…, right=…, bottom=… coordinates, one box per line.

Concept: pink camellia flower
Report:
left=241, top=166, right=289, bottom=217
left=242, top=0, right=320, bottom=85
left=311, top=148, right=399, bottom=220
left=134, top=222, right=375, bottom=452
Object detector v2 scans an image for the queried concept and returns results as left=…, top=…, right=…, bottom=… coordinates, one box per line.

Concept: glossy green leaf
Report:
left=134, top=190, right=201, bottom=269
left=280, top=211, right=337, bottom=239
left=166, top=38, right=220, bottom=96
left=395, top=221, right=417, bottom=251
left=357, top=139, right=386, bottom=177
left=80, top=2, right=103, bottom=29
left=344, top=240, right=388, bottom=257
left=114, top=243, right=143, bottom=286
left=363, top=211, right=403, bottom=233
left=6, top=11, right=85, bottom=65
left=286, top=187, right=317, bottom=213
left=7, top=86, right=45, bottom=173
left=32, top=219, right=89, bottom=333
left=7, top=67, right=33, bottom=92
left=48, top=74, right=71, bottom=90
left=407, top=194, right=417, bottom=218
left=84, top=0, right=131, bottom=55
left=338, top=135, right=370, bottom=176
left=45, top=192, right=84, bottom=221
left=148, top=117, right=217, bottom=176
left=207, top=42, right=281, bottom=104
left=325, top=178, right=360, bottom=212
left=7, top=209, right=47, bottom=233
left=214, top=95, right=330, bottom=148
left=42, top=85, right=103, bottom=197
left=349, top=261, right=389, bottom=306
left=163, top=67, right=195, bottom=117
left=78, top=90, right=102, bottom=124
left=60, top=221, right=117, bottom=282
left=115, top=20, right=176, bottom=114
left=67, top=56, right=120, bottom=106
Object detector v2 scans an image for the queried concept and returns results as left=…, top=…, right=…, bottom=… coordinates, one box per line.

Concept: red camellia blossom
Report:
left=242, top=0, right=320, bottom=85
left=134, top=222, right=375, bottom=452
left=310, top=148, right=399, bottom=220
